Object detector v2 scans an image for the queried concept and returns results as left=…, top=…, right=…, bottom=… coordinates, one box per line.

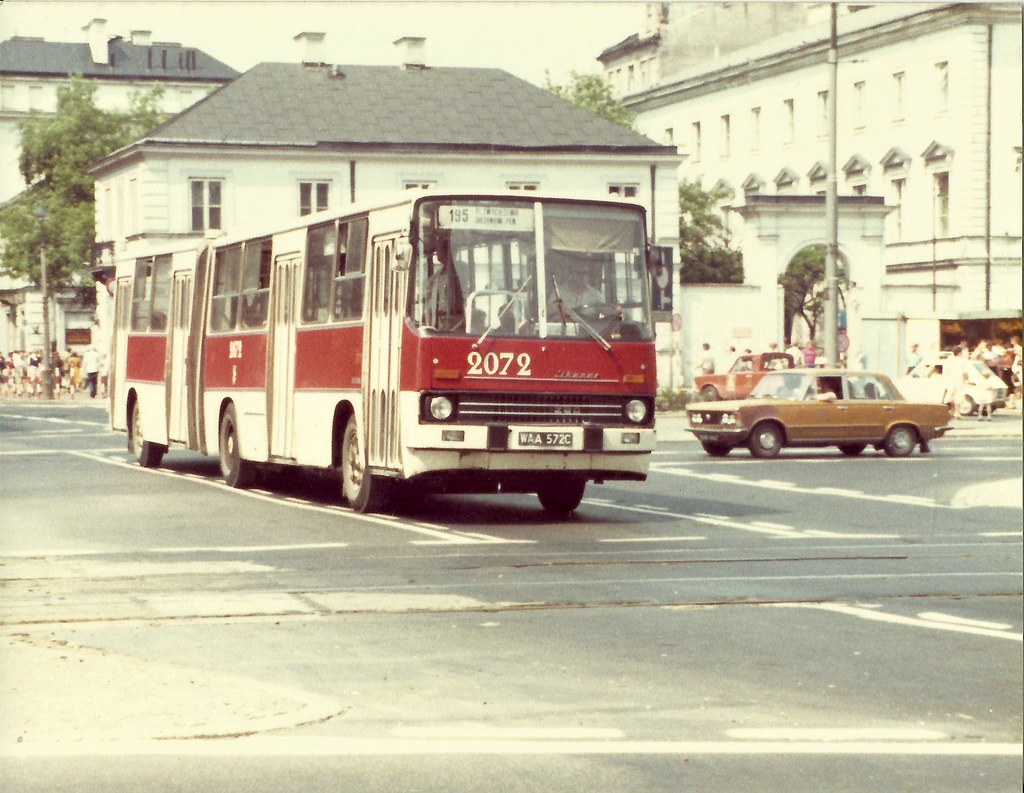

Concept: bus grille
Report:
left=456, top=393, right=629, bottom=426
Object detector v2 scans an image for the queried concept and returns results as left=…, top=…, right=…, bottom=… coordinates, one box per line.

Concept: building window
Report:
left=507, top=182, right=539, bottom=191
left=889, top=177, right=906, bottom=241
left=299, top=181, right=330, bottom=216
left=750, top=107, right=761, bottom=151
left=691, top=121, right=702, bottom=162
left=403, top=180, right=436, bottom=190
left=783, top=98, right=795, bottom=145
left=934, top=61, right=948, bottom=113
left=720, top=114, right=731, bottom=157
left=852, top=81, right=866, bottom=129
left=892, top=71, right=905, bottom=121
left=817, top=91, right=829, bottom=138
left=29, top=84, right=43, bottom=111
left=190, top=178, right=222, bottom=232
left=933, top=171, right=949, bottom=237
left=608, top=184, right=639, bottom=198
left=664, top=127, right=674, bottom=145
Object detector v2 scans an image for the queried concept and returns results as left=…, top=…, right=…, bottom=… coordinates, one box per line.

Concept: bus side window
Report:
left=149, top=254, right=172, bottom=331
left=211, top=244, right=242, bottom=332
left=333, top=218, right=367, bottom=321
left=240, top=238, right=271, bottom=329
left=130, top=257, right=153, bottom=331
left=303, top=222, right=334, bottom=323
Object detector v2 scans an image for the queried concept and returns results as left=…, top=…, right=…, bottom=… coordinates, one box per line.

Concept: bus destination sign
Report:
left=438, top=204, right=534, bottom=232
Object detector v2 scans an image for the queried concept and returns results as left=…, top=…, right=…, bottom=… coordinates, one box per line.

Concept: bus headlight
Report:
left=429, top=395, right=454, bottom=421
left=625, top=399, right=648, bottom=424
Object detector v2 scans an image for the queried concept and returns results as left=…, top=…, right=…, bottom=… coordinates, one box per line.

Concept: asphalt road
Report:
left=1, top=399, right=1021, bottom=792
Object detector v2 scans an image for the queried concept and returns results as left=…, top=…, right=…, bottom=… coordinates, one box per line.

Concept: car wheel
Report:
left=883, top=425, right=918, bottom=458
left=701, top=441, right=732, bottom=457
left=700, top=385, right=719, bottom=401
left=748, top=423, right=783, bottom=458
left=537, top=478, right=587, bottom=517
left=219, top=404, right=255, bottom=488
left=838, top=443, right=867, bottom=456
left=957, top=395, right=977, bottom=417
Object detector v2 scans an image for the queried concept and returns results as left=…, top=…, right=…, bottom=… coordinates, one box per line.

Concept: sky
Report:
left=0, top=0, right=644, bottom=87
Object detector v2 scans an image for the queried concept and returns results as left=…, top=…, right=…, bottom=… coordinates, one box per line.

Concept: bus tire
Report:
left=130, top=398, right=165, bottom=468
left=219, top=404, right=255, bottom=488
left=341, top=416, right=388, bottom=513
left=537, top=478, right=586, bottom=517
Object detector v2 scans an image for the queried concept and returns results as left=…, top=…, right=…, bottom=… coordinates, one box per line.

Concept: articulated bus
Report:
left=110, top=192, right=660, bottom=515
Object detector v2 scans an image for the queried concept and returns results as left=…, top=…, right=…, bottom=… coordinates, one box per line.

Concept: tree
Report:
left=778, top=245, right=849, bottom=343
left=0, top=77, right=166, bottom=288
left=677, top=179, right=743, bottom=284
left=545, top=71, right=636, bottom=130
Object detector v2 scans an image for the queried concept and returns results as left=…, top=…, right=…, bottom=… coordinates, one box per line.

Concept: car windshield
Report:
left=410, top=199, right=652, bottom=342
left=750, top=371, right=810, bottom=400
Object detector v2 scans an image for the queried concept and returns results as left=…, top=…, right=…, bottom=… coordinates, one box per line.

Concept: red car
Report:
left=695, top=352, right=795, bottom=401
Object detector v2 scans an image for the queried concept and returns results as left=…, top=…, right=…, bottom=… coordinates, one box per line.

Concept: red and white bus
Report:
left=110, top=192, right=660, bottom=515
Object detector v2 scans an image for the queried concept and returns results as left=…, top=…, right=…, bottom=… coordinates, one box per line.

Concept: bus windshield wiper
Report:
left=549, top=276, right=611, bottom=352
left=476, top=275, right=532, bottom=346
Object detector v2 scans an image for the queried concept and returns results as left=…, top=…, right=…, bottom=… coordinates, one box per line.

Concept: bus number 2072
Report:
left=467, top=351, right=532, bottom=377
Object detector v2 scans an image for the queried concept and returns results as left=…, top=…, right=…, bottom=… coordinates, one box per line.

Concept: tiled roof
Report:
left=0, top=36, right=238, bottom=82
left=141, top=62, right=669, bottom=152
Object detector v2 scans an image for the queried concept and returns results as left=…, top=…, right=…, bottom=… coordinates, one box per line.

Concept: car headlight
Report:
left=429, top=395, right=454, bottom=421
left=625, top=399, right=648, bottom=424
left=689, top=412, right=703, bottom=425
left=721, top=413, right=738, bottom=425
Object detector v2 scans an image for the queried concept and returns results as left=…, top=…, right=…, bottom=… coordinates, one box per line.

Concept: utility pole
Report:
left=823, top=2, right=839, bottom=366
left=32, top=205, right=55, bottom=400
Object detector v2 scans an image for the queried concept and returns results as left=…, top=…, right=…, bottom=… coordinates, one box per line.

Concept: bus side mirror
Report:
left=648, top=246, right=674, bottom=311
left=393, top=236, right=412, bottom=272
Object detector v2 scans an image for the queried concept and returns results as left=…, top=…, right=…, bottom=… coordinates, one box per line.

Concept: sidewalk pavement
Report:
left=655, top=405, right=1024, bottom=444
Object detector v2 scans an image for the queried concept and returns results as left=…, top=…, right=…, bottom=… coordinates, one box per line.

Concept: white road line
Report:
left=1, top=542, right=351, bottom=559
left=726, top=727, right=948, bottom=742
left=599, top=536, right=706, bottom=543
left=916, top=612, right=1014, bottom=631
left=69, top=450, right=519, bottom=546
left=771, top=603, right=1023, bottom=642
left=4, top=736, right=1019, bottom=757
left=652, top=464, right=946, bottom=508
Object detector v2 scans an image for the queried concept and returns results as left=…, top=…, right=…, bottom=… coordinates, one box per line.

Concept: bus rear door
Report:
left=269, top=253, right=301, bottom=459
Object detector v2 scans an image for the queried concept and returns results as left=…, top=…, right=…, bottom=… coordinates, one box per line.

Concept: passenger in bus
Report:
left=423, top=238, right=465, bottom=331
left=242, top=291, right=268, bottom=328
left=550, top=262, right=620, bottom=321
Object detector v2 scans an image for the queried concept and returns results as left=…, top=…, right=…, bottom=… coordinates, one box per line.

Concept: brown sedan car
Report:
left=687, top=369, right=952, bottom=458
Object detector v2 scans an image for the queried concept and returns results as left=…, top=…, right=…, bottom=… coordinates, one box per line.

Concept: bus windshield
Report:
left=411, top=198, right=653, bottom=342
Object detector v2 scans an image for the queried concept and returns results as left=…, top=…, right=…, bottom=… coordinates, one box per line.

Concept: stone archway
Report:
left=730, top=194, right=890, bottom=362
left=780, top=243, right=851, bottom=348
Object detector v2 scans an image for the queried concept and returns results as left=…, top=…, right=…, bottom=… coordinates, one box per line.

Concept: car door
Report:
left=838, top=373, right=890, bottom=441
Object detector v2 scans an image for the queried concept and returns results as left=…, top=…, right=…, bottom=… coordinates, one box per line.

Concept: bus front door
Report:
left=363, top=236, right=406, bottom=471
left=109, top=278, right=133, bottom=432
left=269, top=253, right=300, bottom=459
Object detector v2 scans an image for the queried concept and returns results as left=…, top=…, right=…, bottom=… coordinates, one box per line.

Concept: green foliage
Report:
left=0, top=77, right=167, bottom=286
left=677, top=178, right=743, bottom=284
left=545, top=71, right=636, bottom=130
left=779, top=245, right=826, bottom=343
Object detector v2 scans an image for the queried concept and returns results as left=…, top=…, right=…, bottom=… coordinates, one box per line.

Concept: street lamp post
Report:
left=823, top=2, right=839, bottom=367
left=32, top=205, right=54, bottom=400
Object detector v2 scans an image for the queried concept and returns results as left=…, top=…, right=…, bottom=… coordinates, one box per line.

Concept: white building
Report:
left=0, top=18, right=237, bottom=355
left=88, top=36, right=682, bottom=367
left=601, top=2, right=1022, bottom=380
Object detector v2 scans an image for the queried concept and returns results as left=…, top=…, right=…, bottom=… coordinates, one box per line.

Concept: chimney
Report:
left=294, top=31, right=326, bottom=65
left=130, top=30, right=152, bottom=47
left=83, top=18, right=108, bottom=65
left=394, top=36, right=426, bottom=70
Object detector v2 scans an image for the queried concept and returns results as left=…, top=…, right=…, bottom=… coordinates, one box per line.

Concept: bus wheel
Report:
left=130, top=399, right=165, bottom=468
left=341, top=416, right=388, bottom=513
left=537, top=478, right=586, bottom=517
left=219, top=404, right=255, bottom=488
